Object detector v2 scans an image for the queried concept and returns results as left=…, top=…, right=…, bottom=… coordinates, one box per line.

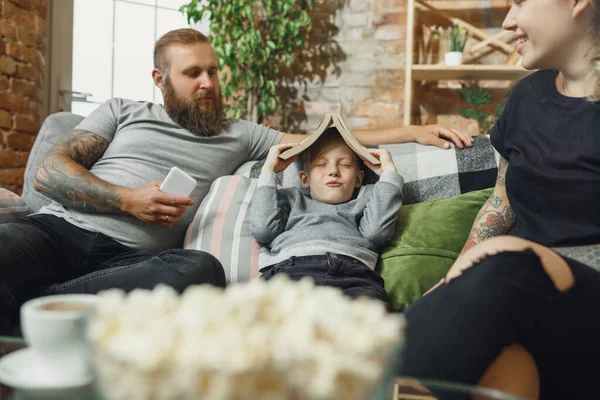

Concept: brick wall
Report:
left=0, top=0, right=46, bottom=194
left=276, top=0, right=512, bottom=136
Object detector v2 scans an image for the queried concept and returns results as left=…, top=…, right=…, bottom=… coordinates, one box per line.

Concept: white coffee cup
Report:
left=20, top=294, right=98, bottom=384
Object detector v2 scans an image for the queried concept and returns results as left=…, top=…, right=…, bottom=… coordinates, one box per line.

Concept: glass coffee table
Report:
left=1, top=336, right=532, bottom=400
left=0, top=336, right=25, bottom=399
left=0, top=336, right=99, bottom=400
left=390, top=377, right=533, bottom=400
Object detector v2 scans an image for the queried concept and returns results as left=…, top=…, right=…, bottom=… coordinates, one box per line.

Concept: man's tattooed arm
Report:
left=33, top=130, right=127, bottom=213
left=461, top=156, right=516, bottom=254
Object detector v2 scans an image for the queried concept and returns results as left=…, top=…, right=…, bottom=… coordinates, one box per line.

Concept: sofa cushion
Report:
left=376, top=187, right=493, bottom=312
left=184, top=175, right=261, bottom=284
left=22, top=112, right=85, bottom=212
left=380, top=135, right=498, bottom=204
left=0, top=189, right=32, bottom=221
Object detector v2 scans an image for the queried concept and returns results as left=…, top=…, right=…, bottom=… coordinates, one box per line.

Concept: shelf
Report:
left=403, top=0, right=525, bottom=125
left=412, top=65, right=531, bottom=81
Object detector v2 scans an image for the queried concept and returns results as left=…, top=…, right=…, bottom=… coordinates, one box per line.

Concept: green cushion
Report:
left=376, top=188, right=493, bottom=312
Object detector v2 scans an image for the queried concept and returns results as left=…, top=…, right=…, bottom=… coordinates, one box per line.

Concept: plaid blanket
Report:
left=381, top=135, right=499, bottom=204
left=249, top=135, right=499, bottom=205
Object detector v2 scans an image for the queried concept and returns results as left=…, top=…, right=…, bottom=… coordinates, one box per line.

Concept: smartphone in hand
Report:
left=159, top=167, right=197, bottom=197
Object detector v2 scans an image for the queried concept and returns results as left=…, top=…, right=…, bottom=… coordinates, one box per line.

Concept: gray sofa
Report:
left=1, top=112, right=499, bottom=311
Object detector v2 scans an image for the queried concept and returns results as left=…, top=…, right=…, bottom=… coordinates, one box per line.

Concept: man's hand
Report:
left=262, top=143, right=299, bottom=173
left=121, top=181, right=194, bottom=228
left=411, top=125, right=474, bottom=150
left=364, top=149, right=397, bottom=176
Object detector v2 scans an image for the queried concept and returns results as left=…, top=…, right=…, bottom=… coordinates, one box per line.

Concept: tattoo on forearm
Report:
left=552, top=245, right=600, bottom=270
left=34, top=130, right=123, bottom=213
left=463, top=236, right=478, bottom=252
left=477, top=211, right=512, bottom=239
left=504, top=205, right=516, bottom=228
left=496, top=157, right=508, bottom=187
left=461, top=192, right=516, bottom=254
left=489, top=194, right=502, bottom=208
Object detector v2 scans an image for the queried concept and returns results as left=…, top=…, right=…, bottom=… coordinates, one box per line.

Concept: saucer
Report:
left=0, top=348, right=94, bottom=398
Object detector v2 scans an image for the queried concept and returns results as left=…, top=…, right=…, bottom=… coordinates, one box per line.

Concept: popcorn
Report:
left=88, top=275, right=405, bottom=400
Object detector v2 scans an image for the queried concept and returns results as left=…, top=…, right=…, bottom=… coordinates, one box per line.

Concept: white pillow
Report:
left=183, top=175, right=261, bottom=284
left=0, top=189, right=31, bottom=221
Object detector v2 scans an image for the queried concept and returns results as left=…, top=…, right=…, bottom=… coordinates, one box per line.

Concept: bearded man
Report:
left=0, top=29, right=472, bottom=333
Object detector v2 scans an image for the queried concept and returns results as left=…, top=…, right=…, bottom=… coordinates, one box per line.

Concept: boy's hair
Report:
left=301, top=128, right=364, bottom=171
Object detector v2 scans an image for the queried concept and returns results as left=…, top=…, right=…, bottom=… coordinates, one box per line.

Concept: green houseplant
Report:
left=180, top=0, right=317, bottom=123
left=445, top=24, right=469, bottom=66
left=458, top=86, right=508, bottom=134
left=449, top=24, right=469, bottom=53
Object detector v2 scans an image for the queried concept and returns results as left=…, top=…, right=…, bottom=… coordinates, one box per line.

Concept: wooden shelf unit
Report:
left=411, top=65, right=529, bottom=81
left=403, top=0, right=528, bottom=126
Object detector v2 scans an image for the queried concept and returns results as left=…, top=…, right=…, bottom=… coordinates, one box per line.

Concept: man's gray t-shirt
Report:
left=38, top=98, right=284, bottom=252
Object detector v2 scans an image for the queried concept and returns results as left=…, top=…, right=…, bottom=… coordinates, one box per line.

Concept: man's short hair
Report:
left=154, top=28, right=209, bottom=76
left=301, top=128, right=363, bottom=171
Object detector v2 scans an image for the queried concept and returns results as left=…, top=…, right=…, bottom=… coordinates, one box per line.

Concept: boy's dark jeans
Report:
left=0, top=214, right=226, bottom=334
left=260, top=253, right=390, bottom=307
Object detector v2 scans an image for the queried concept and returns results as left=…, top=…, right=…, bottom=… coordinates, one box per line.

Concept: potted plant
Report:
left=180, top=0, right=316, bottom=124
left=445, top=24, right=469, bottom=66
left=458, top=85, right=509, bottom=134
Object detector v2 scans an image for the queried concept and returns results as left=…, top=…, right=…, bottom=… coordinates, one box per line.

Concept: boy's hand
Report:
left=364, top=149, right=397, bottom=176
left=263, top=143, right=300, bottom=174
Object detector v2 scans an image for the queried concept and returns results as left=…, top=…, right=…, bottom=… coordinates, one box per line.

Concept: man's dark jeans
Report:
left=0, top=214, right=226, bottom=334
left=260, top=253, right=390, bottom=307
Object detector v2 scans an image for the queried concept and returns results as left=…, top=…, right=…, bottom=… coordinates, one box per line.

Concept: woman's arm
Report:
left=280, top=124, right=473, bottom=149
left=460, top=156, right=516, bottom=254
left=426, top=157, right=515, bottom=295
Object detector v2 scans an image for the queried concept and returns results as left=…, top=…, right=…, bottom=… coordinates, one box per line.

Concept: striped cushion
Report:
left=0, top=189, right=31, bottom=221
left=183, top=175, right=261, bottom=284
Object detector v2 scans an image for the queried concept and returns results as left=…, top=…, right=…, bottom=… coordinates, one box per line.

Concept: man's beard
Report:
left=163, top=78, right=225, bottom=137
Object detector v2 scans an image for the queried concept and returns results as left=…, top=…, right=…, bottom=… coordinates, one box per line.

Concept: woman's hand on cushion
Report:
left=412, top=125, right=474, bottom=150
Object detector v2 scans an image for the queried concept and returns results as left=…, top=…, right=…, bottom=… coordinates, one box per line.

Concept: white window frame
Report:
left=45, top=0, right=205, bottom=118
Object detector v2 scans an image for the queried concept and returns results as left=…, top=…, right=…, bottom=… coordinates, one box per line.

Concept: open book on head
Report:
left=278, top=112, right=381, bottom=165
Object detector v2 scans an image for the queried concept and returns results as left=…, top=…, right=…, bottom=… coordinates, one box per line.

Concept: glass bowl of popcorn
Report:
left=87, top=275, right=406, bottom=400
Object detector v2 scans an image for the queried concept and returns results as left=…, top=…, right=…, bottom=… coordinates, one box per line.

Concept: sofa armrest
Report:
left=0, top=188, right=32, bottom=221
left=22, top=112, right=85, bottom=213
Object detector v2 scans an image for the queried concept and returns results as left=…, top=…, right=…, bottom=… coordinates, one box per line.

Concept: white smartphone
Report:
left=159, top=167, right=197, bottom=197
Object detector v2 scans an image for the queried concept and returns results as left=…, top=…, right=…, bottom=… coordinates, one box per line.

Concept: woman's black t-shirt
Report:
left=490, top=69, right=600, bottom=247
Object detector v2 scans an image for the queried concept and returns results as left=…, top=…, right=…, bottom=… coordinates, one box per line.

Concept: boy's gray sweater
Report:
left=249, top=170, right=404, bottom=269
